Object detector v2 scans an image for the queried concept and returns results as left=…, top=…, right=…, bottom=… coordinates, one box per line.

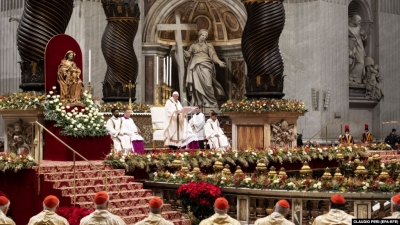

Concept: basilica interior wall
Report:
left=377, top=0, right=400, bottom=136
left=0, top=0, right=24, bottom=142
left=282, top=0, right=349, bottom=141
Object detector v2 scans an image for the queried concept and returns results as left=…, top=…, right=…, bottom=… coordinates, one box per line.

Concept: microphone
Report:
left=183, top=98, right=191, bottom=106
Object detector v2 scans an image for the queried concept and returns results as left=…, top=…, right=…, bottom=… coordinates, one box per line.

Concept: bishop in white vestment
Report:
left=0, top=196, right=15, bottom=225
left=204, top=111, right=230, bottom=150
left=106, top=108, right=131, bottom=153
left=28, top=195, right=69, bottom=225
left=121, top=109, right=145, bottom=154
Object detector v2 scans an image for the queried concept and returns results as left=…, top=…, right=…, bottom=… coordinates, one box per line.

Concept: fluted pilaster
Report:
left=241, top=0, right=285, bottom=99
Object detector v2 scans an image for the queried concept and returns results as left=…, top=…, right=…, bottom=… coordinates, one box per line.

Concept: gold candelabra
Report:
left=125, top=80, right=135, bottom=110
left=87, top=82, right=93, bottom=94
left=155, top=85, right=161, bottom=107
left=161, top=83, right=167, bottom=105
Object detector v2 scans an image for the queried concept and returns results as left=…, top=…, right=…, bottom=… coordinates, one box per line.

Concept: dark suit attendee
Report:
left=385, top=129, right=400, bottom=149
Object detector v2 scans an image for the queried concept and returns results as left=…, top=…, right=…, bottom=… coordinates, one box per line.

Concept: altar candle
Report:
left=167, top=56, right=170, bottom=85
left=156, top=56, right=159, bottom=85
left=88, top=49, right=91, bottom=82
left=166, top=56, right=169, bottom=85
left=163, top=57, right=166, bottom=84
left=169, top=56, right=172, bottom=85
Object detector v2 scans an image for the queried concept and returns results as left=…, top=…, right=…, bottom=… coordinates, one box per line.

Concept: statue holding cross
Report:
left=157, top=11, right=197, bottom=104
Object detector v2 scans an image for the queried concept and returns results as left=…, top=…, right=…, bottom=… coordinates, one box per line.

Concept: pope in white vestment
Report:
left=164, top=92, right=198, bottom=149
left=163, top=92, right=186, bottom=148
left=204, top=112, right=230, bottom=150
left=121, top=109, right=145, bottom=154
left=106, top=109, right=131, bottom=153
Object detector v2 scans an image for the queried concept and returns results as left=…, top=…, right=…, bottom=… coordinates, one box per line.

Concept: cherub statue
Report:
left=7, top=119, right=32, bottom=154
left=365, top=63, right=383, bottom=100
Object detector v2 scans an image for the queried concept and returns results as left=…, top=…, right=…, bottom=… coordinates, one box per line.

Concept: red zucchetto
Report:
left=0, top=196, right=9, bottom=206
left=94, top=191, right=109, bottom=205
left=331, top=194, right=346, bottom=205
left=277, top=199, right=290, bottom=208
left=43, top=195, right=59, bottom=208
left=214, top=197, right=229, bottom=210
left=149, top=197, right=163, bottom=209
left=392, top=194, right=400, bottom=204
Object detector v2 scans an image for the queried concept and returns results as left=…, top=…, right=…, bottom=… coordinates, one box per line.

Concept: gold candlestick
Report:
left=87, top=82, right=93, bottom=94
left=162, top=83, right=167, bottom=105
left=125, top=80, right=135, bottom=110
left=155, top=85, right=161, bottom=107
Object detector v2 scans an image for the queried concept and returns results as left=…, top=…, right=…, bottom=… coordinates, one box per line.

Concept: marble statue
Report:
left=57, top=51, right=84, bottom=103
left=348, top=15, right=367, bottom=84
left=184, top=29, right=226, bottom=108
left=270, top=120, right=295, bottom=147
left=7, top=119, right=32, bottom=154
left=365, top=63, right=384, bottom=100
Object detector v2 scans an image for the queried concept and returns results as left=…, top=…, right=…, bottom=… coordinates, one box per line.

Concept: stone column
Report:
left=17, top=0, right=73, bottom=91
left=101, top=0, right=140, bottom=102
left=241, top=0, right=285, bottom=99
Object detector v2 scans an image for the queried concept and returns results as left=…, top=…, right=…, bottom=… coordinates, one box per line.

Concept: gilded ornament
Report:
left=379, top=167, right=389, bottom=181
left=268, top=166, right=277, bottom=178
left=322, top=167, right=332, bottom=180
left=299, top=161, right=312, bottom=178
left=213, top=160, right=224, bottom=172
left=222, top=164, right=232, bottom=176
left=354, top=165, right=368, bottom=177
left=255, top=159, right=267, bottom=174
left=172, top=159, right=182, bottom=169
left=334, top=168, right=343, bottom=179
left=278, top=167, right=287, bottom=178
left=234, top=166, right=244, bottom=176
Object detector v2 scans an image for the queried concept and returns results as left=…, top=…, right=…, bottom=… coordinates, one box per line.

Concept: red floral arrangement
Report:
left=56, top=206, right=93, bottom=225
left=177, top=182, right=221, bottom=224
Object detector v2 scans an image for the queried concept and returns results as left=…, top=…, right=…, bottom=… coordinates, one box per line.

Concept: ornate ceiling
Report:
left=157, top=0, right=243, bottom=46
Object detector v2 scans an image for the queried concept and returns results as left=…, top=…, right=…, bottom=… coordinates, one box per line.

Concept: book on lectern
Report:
left=178, top=106, right=196, bottom=114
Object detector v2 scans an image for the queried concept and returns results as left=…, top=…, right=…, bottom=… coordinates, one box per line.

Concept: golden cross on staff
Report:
left=125, top=80, right=135, bottom=110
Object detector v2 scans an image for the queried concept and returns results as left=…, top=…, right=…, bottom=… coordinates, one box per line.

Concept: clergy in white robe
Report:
left=135, top=197, right=173, bottom=225
left=312, top=194, right=354, bottom=225
left=0, top=196, right=15, bottom=225
left=204, top=112, right=230, bottom=150
left=80, top=191, right=126, bottom=225
left=199, top=197, right=241, bottom=225
left=121, top=108, right=145, bottom=154
left=163, top=92, right=185, bottom=149
left=28, top=195, right=69, bottom=225
left=384, top=194, right=400, bottom=218
left=106, top=108, right=131, bottom=153
left=254, top=200, right=294, bottom=225
left=189, top=105, right=205, bottom=149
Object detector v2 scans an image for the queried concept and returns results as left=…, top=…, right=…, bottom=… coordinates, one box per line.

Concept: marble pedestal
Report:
left=224, top=112, right=304, bottom=149
left=0, top=109, right=44, bottom=160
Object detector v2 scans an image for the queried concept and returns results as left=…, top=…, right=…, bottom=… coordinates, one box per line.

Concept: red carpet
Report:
left=36, top=161, right=191, bottom=225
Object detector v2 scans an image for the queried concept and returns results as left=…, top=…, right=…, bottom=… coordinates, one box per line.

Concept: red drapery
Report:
left=44, top=121, right=112, bottom=161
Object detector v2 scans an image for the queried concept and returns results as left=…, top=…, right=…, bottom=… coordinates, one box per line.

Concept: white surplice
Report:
left=204, top=118, right=230, bottom=150
left=28, top=210, right=69, bottom=225
left=106, top=116, right=131, bottom=152
left=189, top=112, right=205, bottom=140
left=80, top=209, right=126, bottom=225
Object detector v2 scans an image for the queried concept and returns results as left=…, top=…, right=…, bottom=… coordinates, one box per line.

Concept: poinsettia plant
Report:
left=56, top=206, right=93, bottom=225
left=177, top=182, right=221, bottom=225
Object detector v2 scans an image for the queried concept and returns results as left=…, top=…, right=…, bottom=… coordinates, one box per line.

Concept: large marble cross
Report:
left=157, top=11, right=197, bottom=104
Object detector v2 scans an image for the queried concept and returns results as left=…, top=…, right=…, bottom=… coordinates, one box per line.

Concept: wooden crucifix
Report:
left=157, top=11, right=197, bottom=104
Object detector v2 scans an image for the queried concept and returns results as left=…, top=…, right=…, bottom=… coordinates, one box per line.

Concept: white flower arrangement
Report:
left=44, top=90, right=108, bottom=137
